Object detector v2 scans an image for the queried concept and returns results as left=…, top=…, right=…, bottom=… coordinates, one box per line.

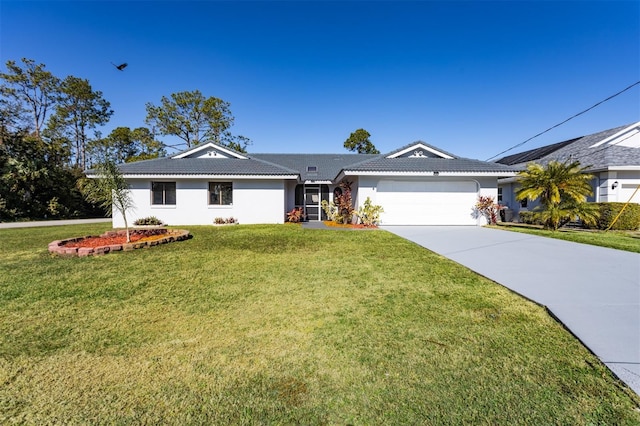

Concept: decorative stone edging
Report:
left=48, top=229, right=191, bottom=257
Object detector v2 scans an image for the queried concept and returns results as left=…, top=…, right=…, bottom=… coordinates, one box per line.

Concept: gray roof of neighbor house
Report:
left=115, top=157, right=299, bottom=176
left=495, top=123, right=640, bottom=171
left=250, top=153, right=378, bottom=181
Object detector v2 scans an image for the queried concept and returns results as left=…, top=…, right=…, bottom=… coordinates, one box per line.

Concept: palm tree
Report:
left=516, top=160, right=599, bottom=230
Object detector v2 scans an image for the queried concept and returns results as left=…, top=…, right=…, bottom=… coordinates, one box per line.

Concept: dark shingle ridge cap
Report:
left=249, top=152, right=377, bottom=162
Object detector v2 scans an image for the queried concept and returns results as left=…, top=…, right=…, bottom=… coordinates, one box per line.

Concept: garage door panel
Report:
left=376, top=180, right=478, bottom=225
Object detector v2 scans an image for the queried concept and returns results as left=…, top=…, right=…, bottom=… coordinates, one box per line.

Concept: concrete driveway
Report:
left=382, top=225, right=640, bottom=396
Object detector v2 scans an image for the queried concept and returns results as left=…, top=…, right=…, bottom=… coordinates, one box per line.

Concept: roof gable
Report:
left=171, top=142, right=248, bottom=159
left=385, top=142, right=455, bottom=159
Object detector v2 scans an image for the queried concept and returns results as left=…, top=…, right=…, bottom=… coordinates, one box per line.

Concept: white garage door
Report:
left=376, top=180, right=479, bottom=225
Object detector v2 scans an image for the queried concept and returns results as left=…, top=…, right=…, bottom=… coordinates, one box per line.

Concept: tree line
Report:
left=0, top=57, right=380, bottom=221
left=0, top=58, right=251, bottom=221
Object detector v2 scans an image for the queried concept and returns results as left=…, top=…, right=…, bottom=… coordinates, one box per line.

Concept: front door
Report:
left=305, top=186, right=321, bottom=221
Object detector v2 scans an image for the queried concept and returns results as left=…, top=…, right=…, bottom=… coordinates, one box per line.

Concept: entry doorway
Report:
left=295, top=184, right=329, bottom=221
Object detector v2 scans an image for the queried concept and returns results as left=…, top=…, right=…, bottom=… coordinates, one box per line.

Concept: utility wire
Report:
left=486, top=80, right=640, bottom=161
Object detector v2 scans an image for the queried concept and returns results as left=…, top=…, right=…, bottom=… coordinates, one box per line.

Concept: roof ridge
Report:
left=247, top=156, right=301, bottom=175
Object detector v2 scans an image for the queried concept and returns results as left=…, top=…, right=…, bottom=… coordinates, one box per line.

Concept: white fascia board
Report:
left=303, top=180, right=333, bottom=184
left=171, top=142, right=249, bottom=159
left=386, top=143, right=454, bottom=159
left=606, top=165, right=640, bottom=171
left=342, top=170, right=518, bottom=177
left=590, top=122, right=640, bottom=148
left=121, top=174, right=298, bottom=180
left=586, top=165, right=640, bottom=173
left=497, top=176, right=520, bottom=184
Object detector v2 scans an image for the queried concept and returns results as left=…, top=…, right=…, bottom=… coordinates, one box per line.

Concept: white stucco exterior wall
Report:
left=598, top=171, right=640, bottom=203
left=112, top=178, right=287, bottom=227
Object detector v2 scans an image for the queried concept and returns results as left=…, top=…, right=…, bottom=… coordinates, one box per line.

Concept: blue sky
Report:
left=1, top=1, right=638, bottom=160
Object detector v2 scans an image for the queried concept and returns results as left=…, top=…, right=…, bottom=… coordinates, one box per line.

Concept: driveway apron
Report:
left=382, top=225, right=640, bottom=396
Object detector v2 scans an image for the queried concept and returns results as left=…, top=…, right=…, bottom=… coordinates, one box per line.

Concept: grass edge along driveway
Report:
left=1, top=224, right=639, bottom=424
left=490, top=223, right=640, bottom=253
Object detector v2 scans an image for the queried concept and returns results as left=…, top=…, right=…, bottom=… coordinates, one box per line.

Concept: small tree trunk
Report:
left=123, top=214, right=130, bottom=243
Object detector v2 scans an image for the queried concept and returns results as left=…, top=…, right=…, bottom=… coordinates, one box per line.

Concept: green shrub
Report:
left=587, top=203, right=640, bottom=230
left=518, top=211, right=542, bottom=225
left=321, top=200, right=338, bottom=222
left=133, top=216, right=164, bottom=226
left=356, top=197, right=384, bottom=226
left=214, top=217, right=238, bottom=225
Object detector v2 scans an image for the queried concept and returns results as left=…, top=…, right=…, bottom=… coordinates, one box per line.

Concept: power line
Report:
left=486, top=80, right=640, bottom=161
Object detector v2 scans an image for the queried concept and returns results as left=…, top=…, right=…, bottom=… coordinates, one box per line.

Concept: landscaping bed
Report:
left=322, top=221, right=378, bottom=229
left=48, top=228, right=191, bottom=257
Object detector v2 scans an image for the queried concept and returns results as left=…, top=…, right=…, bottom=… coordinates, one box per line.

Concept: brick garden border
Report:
left=48, top=229, right=191, bottom=257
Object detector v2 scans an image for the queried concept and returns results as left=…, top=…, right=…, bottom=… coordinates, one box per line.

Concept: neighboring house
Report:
left=97, top=141, right=517, bottom=227
left=496, top=122, right=640, bottom=219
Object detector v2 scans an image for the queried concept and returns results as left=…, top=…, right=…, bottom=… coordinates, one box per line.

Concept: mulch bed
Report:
left=49, top=229, right=191, bottom=257
left=323, top=221, right=378, bottom=229
left=61, top=229, right=167, bottom=248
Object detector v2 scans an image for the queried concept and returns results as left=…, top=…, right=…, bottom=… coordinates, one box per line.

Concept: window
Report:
left=307, top=166, right=318, bottom=172
left=497, top=187, right=503, bottom=204
left=209, top=182, right=233, bottom=205
left=152, top=182, right=176, bottom=205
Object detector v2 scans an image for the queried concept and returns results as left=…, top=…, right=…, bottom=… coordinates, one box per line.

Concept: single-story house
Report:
left=98, top=141, right=517, bottom=227
left=496, top=121, right=640, bottom=219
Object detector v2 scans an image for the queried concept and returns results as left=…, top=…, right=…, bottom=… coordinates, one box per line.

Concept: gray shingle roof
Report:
left=495, top=123, right=640, bottom=171
left=251, top=153, right=378, bottom=181
left=106, top=141, right=518, bottom=179
left=344, top=156, right=518, bottom=173
left=116, top=157, right=298, bottom=176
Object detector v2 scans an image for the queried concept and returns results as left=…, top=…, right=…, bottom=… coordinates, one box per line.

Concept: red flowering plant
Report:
left=475, top=195, right=505, bottom=225
left=287, top=207, right=305, bottom=223
left=335, top=180, right=355, bottom=224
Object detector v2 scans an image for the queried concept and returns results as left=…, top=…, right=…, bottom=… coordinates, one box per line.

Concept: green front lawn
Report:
left=492, top=223, right=640, bottom=253
left=1, top=224, right=638, bottom=424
